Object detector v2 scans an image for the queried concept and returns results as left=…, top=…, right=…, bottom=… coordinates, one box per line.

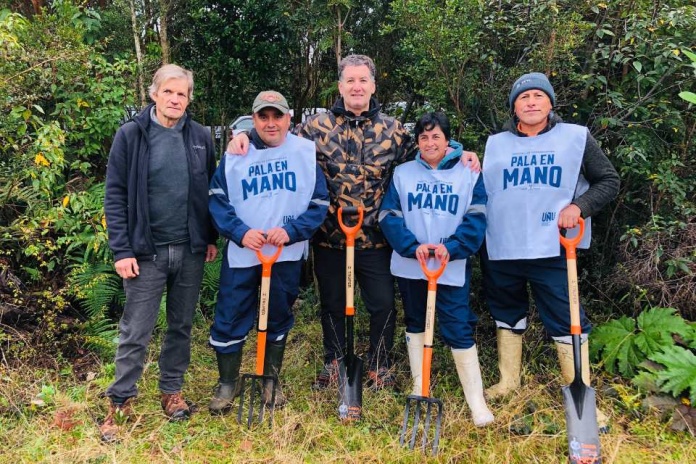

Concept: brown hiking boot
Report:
left=312, top=359, right=339, bottom=390
left=367, top=366, right=397, bottom=391
left=160, top=392, right=190, bottom=421
left=99, top=398, right=133, bottom=443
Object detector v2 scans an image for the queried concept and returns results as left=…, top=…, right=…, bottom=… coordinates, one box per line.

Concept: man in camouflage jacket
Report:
left=298, top=55, right=415, bottom=389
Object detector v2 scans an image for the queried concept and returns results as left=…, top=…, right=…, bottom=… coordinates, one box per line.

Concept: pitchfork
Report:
left=400, top=248, right=447, bottom=456
left=237, top=244, right=283, bottom=427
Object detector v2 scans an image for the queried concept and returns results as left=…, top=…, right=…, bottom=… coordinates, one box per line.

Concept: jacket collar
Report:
left=330, top=96, right=381, bottom=121
left=415, top=140, right=464, bottom=170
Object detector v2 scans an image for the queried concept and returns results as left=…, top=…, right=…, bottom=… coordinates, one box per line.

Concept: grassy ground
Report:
left=1, top=287, right=693, bottom=463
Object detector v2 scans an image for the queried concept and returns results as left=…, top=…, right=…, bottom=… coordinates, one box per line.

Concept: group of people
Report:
left=99, top=56, right=619, bottom=442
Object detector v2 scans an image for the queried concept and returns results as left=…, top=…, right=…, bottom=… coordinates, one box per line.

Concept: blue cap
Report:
left=509, top=72, right=556, bottom=108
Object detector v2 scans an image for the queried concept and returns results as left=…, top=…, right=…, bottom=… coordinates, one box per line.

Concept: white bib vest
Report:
left=483, top=123, right=591, bottom=260
left=390, top=161, right=478, bottom=286
left=224, top=134, right=316, bottom=267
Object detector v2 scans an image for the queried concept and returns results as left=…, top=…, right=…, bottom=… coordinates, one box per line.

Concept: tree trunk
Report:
left=129, top=0, right=147, bottom=107
left=30, top=0, right=45, bottom=16
left=335, top=8, right=343, bottom=68
left=333, top=3, right=351, bottom=69
left=158, top=0, right=170, bottom=65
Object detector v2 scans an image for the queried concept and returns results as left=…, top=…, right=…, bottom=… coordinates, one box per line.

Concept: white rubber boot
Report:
left=485, top=328, right=523, bottom=399
left=405, top=332, right=424, bottom=396
left=452, top=345, right=495, bottom=427
left=555, top=341, right=609, bottom=433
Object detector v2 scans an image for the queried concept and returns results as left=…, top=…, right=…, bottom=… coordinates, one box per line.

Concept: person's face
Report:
left=418, top=125, right=448, bottom=169
left=338, top=65, right=376, bottom=115
left=253, top=107, right=291, bottom=147
left=151, top=77, right=190, bottom=127
left=514, top=89, right=552, bottom=133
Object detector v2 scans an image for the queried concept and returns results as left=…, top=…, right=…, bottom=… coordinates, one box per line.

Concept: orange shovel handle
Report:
left=559, top=217, right=585, bottom=260
left=337, top=206, right=364, bottom=247
left=256, top=245, right=283, bottom=276
left=418, top=247, right=447, bottom=290
left=254, top=244, right=283, bottom=375
left=559, top=218, right=584, bottom=336
left=419, top=247, right=447, bottom=397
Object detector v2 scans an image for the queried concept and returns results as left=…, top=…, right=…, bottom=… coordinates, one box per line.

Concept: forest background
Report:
left=0, top=0, right=694, bottom=462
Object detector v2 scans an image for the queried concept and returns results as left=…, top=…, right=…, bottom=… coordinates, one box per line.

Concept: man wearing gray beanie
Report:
left=480, top=72, right=620, bottom=432
left=508, top=72, right=556, bottom=108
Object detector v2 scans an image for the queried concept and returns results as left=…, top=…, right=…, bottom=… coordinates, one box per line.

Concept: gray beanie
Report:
left=509, top=72, right=556, bottom=108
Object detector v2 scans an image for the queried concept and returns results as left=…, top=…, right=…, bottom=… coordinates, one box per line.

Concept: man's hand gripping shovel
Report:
left=560, top=218, right=602, bottom=463
left=237, top=244, right=283, bottom=427
left=400, top=248, right=446, bottom=456
left=337, top=206, right=365, bottom=422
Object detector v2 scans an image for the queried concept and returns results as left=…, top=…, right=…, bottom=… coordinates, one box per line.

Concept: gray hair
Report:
left=148, top=64, right=194, bottom=101
left=338, top=54, right=376, bottom=82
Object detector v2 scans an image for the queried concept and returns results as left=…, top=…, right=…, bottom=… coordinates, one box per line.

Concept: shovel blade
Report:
left=563, top=382, right=602, bottom=463
left=237, top=373, right=277, bottom=428
left=337, top=356, right=363, bottom=421
left=399, top=395, right=443, bottom=456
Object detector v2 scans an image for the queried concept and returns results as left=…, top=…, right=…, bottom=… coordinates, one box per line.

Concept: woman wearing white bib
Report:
left=380, top=112, right=493, bottom=427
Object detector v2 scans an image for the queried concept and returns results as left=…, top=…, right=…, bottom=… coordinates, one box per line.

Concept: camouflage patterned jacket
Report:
left=295, top=97, right=416, bottom=250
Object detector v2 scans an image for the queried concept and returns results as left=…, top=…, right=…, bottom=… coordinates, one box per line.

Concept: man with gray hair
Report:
left=101, top=64, right=218, bottom=441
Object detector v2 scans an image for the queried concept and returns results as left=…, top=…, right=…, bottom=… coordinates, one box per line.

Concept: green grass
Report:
left=1, top=288, right=693, bottom=463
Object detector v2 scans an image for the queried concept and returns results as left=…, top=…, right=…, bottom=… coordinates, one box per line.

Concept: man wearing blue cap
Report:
left=480, top=72, right=619, bottom=431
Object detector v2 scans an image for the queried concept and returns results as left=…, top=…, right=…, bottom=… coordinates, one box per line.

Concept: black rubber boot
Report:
left=209, top=350, right=243, bottom=415
left=262, top=338, right=287, bottom=409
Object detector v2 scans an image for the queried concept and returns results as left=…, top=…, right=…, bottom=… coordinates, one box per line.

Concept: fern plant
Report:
left=67, top=261, right=125, bottom=319
left=200, top=253, right=222, bottom=312
left=66, top=261, right=124, bottom=358
left=592, top=307, right=696, bottom=403
left=79, top=318, right=118, bottom=358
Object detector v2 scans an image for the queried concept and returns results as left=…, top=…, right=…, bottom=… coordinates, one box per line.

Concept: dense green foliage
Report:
left=0, top=3, right=135, bottom=356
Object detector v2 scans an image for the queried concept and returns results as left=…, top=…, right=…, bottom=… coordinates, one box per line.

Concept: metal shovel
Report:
left=560, top=218, right=602, bottom=463
left=237, top=244, right=283, bottom=427
left=337, top=206, right=364, bottom=422
left=400, top=248, right=447, bottom=456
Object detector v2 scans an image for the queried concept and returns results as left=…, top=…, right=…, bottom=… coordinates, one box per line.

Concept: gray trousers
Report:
left=107, top=243, right=205, bottom=399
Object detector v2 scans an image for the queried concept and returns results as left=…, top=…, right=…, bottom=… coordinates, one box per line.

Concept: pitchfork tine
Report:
left=245, top=380, right=254, bottom=426
left=400, top=400, right=411, bottom=446
left=409, top=402, right=421, bottom=450
left=432, top=405, right=442, bottom=455
left=422, top=402, right=433, bottom=451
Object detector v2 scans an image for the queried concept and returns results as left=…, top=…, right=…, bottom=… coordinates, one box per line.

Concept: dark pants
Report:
left=481, top=246, right=591, bottom=338
left=209, top=256, right=302, bottom=354
left=397, top=264, right=477, bottom=349
left=107, top=243, right=205, bottom=399
left=314, top=245, right=396, bottom=369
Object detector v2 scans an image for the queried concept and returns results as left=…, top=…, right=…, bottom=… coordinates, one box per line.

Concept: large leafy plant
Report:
left=592, top=307, right=696, bottom=403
